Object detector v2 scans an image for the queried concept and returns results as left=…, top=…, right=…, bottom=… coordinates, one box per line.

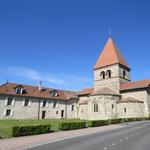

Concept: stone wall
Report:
left=0, top=95, right=78, bottom=119
left=0, top=95, right=39, bottom=119
left=117, top=102, right=144, bottom=118
left=39, top=100, right=66, bottom=119
left=66, top=98, right=78, bottom=119
left=121, top=89, right=149, bottom=117
left=78, top=96, right=89, bottom=119
left=87, top=94, right=120, bottom=120
left=94, top=64, right=130, bottom=94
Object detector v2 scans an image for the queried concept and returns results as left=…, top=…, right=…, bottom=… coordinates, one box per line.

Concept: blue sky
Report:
left=0, top=0, right=150, bottom=90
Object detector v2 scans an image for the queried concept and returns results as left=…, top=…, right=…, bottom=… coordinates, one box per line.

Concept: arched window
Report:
left=100, top=71, right=105, bottom=79
left=123, top=70, right=126, bottom=79
left=106, top=70, right=111, bottom=78
left=93, top=103, right=98, bottom=112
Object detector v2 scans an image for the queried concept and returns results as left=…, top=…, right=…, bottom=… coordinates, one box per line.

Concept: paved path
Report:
left=0, top=124, right=122, bottom=150
left=29, top=121, right=150, bottom=150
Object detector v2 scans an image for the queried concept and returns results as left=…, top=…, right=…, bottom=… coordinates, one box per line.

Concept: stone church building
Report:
left=0, top=37, right=150, bottom=120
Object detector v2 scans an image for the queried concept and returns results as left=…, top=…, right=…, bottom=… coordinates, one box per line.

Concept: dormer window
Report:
left=15, top=85, right=24, bottom=94
left=50, top=90, right=58, bottom=97
left=106, top=70, right=111, bottom=78
left=16, top=87, right=24, bottom=94
left=100, top=71, right=105, bottom=79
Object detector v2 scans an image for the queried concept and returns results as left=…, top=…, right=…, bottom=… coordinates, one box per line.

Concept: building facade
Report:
left=0, top=37, right=150, bottom=120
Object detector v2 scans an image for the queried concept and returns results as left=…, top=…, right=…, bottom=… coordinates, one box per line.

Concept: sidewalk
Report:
left=0, top=124, right=123, bottom=150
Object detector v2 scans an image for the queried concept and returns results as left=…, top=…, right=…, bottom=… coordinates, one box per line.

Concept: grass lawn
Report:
left=0, top=119, right=86, bottom=139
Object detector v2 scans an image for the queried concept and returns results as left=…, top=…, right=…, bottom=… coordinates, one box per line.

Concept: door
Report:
left=61, top=110, right=64, bottom=118
left=42, top=111, right=46, bottom=119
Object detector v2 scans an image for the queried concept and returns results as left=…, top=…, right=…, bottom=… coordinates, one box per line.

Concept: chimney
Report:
left=38, top=81, right=42, bottom=91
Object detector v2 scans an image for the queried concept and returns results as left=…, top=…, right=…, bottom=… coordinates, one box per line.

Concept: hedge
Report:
left=11, top=117, right=150, bottom=137
left=87, top=117, right=150, bottom=127
left=59, top=122, right=87, bottom=130
left=12, top=124, right=51, bottom=137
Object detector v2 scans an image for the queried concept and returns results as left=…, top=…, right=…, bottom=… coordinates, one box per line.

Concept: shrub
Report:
left=87, top=120, right=110, bottom=127
left=108, top=118, right=122, bottom=124
left=12, top=124, right=51, bottom=137
left=59, top=122, right=86, bottom=130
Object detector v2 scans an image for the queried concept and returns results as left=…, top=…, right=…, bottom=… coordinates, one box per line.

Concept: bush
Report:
left=12, top=124, right=51, bottom=137
left=87, top=120, right=110, bottom=127
left=108, top=118, right=122, bottom=124
left=59, top=122, right=87, bottom=130
left=87, top=117, right=150, bottom=127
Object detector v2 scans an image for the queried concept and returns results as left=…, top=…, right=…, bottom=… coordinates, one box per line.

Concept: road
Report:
left=29, top=121, right=150, bottom=150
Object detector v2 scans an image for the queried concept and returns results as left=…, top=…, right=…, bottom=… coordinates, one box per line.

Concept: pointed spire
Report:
left=94, top=37, right=129, bottom=69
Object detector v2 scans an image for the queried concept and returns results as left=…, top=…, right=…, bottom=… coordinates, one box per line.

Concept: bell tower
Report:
left=94, top=37, right=130, bottom=94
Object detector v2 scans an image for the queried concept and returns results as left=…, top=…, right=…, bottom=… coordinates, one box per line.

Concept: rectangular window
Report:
left=16, top=88, right=23, bottom=94
left=6, top=109, right=11, bottom=116
left=7, top=98, right=13, bottom=105
left=94, top=103, right=98, bottom=112
left=43, top=100, right=47, bottom=107
left=24, top=99, right=29, bottom=106
left=71, top=105, right=75, bottom=111
left=124, top=108, right=127, bottom=113
left=112, top=104, right=114, bottom=110
left=52, top=101, right=58, bottom=108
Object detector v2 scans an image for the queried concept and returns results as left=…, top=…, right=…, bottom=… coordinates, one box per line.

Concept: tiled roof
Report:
left=0, top=82, right=78, bottom=101
left=118, top=97, right=144, bottom=103
left=78, top=88, right=94, bottom=96
left=120, top=80, right=150, bottom=91
left=94, top=37, right=129, bottom=69
left=91, top=87, right=120, bottom=96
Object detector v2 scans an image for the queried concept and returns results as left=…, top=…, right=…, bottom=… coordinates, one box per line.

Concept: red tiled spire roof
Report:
left=94, top=37, right=129, bottom=69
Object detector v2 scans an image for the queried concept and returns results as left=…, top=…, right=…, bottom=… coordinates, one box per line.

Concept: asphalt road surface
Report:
left=29, top=121, right=150, bottom=150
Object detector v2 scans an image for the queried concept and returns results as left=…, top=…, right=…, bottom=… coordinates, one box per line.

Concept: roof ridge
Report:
left=0, top=81, right=77, bottom=93
left=121, top=79, right=150, bottom=84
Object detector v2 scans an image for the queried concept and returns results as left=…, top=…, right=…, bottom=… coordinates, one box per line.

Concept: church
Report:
left=0, top=37, right=150, bottom=120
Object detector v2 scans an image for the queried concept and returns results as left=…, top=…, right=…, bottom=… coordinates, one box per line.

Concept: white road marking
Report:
left=120, top=139, right=123, bottom=142
left=111, top=143, right=116, bottom=146
left=126, top=137, right=129, bottom=139
left=104, top=147, right=108, bottom=149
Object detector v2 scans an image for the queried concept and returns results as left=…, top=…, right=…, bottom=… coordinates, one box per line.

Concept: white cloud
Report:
left=5, top=66, right=65, bottom=85
left=1, top=66, right=92, bottom=89
left=7, top=67, right=42, bottom=81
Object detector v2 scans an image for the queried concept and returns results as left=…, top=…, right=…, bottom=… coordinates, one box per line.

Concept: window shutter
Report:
left=22, top=99, right=25, bottom=106
left=3, top=109, right=6, bottom=116
left=12, top=98, right=15, bottom=106
left=4, top=98, right=8, bottom=106
left=40, top=101, right=43, bottom=107
left=56, top=102, right=59, bottom=108
left=10, top=110, right=14, bottom=116
left=28, top=100, right=32, bottom=107
left=52, top=101, right=54, bottom=108
left=46, top=101, right=49, bottom=107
